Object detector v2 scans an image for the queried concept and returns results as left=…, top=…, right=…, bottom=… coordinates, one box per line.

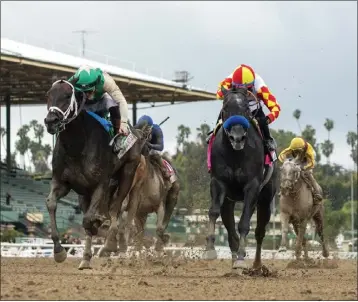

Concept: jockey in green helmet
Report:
left=69, top=65, right=129, bottom=135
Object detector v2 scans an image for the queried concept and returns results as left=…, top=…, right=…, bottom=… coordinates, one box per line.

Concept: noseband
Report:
left=47, top=80, right=86, bottom=132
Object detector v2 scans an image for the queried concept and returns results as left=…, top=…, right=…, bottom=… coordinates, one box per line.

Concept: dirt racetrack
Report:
left=1, top=256, right=357, bottom=300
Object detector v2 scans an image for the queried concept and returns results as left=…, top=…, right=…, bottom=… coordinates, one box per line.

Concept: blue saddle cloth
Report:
left=86, top=111, right=113, bottom=133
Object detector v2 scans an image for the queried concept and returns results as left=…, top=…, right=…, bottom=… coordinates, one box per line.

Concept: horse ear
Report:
left=69, top=76, right=79, bottom=86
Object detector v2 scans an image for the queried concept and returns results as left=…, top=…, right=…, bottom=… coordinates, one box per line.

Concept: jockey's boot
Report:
left=206, top=130, right=214, bottom=144
left=260, top=120, right=276, bottom=151
left=307, top=171, right=323, bottom=203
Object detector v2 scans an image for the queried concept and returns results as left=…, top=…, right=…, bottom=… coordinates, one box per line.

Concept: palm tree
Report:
left=196, top=123, right=211, bottom=146
left=29, top=120, right=45, bottom=144
left=293, top=109, right=302, bottom=134
left=176, top=125, right=191, bottom=152
left=323, top=118, right=334, bottom=164
left=15, top=125, right=31, bottom=170
left=347, top=131, right=358, bottom=165
left=0, top=127, right=6, bottom=158
left=324, top=118, right=334, bottom=141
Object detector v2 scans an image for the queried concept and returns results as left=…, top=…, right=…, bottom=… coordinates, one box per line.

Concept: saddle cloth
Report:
left=163, top=159, right=177, bottom=183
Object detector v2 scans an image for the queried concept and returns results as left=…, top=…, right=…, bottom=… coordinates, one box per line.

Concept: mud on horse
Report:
left=115, top=153, right=180, bottom=253
left=203, top=87, right=279, bottom=270
left=44, top=78, right=150, bottom=269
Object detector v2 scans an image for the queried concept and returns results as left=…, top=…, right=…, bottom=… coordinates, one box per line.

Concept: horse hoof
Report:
left=98, top=247, right=109, bottom=258
left=118, top=252, right=127, bottom=259
left=232, top=259, right=248, bottom=269
left=278, top=246, right=287, bottom=253
left=202, top=249, right=217, bottom=260
left=162, top=233, right=170, bottom=244
left=78, top=260, right=92, bottom=270
left=322, top=249, right=329, bottom=258
left=54, top=249, right=67, bottom=263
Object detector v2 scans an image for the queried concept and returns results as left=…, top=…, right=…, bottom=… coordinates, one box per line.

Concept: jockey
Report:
left=208, top=64, right=281, bottom=152
left=278, top=137, right=323, bottom=202
left=136, top=115, right=164, bottom=153
left=135, top=115, right=169, bottom=180
left=69, top=65, right=129, bottom=136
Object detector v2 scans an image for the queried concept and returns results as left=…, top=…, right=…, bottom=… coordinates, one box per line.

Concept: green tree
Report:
left=15, top=125, right=31, bottom=169
left=0, top=126, right=6, bottom=154
left=301, top=124, right=321, bottom=163
left=293, top=109, right=302, bottom=134
left=322, top=118, right=334, bottom=164
left=323, top=199, right=346, bottom=245
left=321, top=140, right=334, bottom=165
left=271, top=129, right=296, bottom=154
left=29, top=120, right=45, bottom=144
left=346, top=131, right=358, bottom=165
left=196, top=123, right=211, bottom=146
left=176, top=124, right=191, bottom=152
left=324, top=119, right=334, bottom=140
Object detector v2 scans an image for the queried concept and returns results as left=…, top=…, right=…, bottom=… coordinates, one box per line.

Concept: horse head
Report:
left=221, top=88, right=252, bottom=151
left=280, top=159, right=302, bottom=196
left=44, top=77, right=84, bottom=135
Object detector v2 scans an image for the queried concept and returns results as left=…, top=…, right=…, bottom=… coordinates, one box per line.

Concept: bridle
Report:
left=47, top=80, right=86, bottom=132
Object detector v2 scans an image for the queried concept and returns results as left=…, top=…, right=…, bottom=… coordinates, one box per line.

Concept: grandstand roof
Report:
left=0, top=38, right=216, bottom=105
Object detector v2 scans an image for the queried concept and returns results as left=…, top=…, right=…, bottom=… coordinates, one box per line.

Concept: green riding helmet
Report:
left=71, top=67, right=104, bottom=92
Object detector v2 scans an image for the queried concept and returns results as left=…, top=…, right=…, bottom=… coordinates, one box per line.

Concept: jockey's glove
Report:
left=265, top=116, right=272, bottom=125
left=119, top=121, right=129, bottom=136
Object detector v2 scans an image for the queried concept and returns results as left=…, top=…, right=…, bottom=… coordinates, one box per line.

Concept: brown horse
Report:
left=278, top=159, right=329, bottom=260
left=115, top=153, right=180, bottom=253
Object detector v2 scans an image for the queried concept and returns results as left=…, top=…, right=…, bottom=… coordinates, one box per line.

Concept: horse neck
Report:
left=58, top=112, right=87, bottom=155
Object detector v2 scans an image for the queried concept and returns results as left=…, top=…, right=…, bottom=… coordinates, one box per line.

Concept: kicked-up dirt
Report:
left=0, top=256, right=357, bottom=300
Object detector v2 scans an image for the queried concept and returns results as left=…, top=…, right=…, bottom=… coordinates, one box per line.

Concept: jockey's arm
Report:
left=216, top=77, right=233, bottom=100
left=255, top=74, right=281, bottom=124
left=278, top=147, right=292, bottom=163
left=108, top=105, right=121, bottom=133
left=303, top=145, right=316, bottom=170
left=148, top=125, right=164, bottom=151
left=102, top=73, right=128, bottom=124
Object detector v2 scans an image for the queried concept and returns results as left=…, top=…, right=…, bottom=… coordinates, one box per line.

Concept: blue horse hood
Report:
left=223, top=115, right=250, bottom=130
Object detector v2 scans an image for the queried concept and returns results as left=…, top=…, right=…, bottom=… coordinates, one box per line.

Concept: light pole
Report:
left=350, top=171, right=355, bottom=252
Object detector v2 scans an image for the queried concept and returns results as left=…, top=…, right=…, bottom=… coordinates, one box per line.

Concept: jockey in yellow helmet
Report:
left=208, top=64, right=281, bottom=152
left=279, top=137, right=323, bottom=201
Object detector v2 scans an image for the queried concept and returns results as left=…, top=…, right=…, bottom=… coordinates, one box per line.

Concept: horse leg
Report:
left=312, top=205, right=329, bottom=258
left=160, top=181, right=180, bottom=244
left=121, top=178, right=143, bottom=254
left=236, top=179, right=260, bottom=267
left=133, top=213, right=147, bottom=251
left=103, top=160, right=142, bottom=255
left=46, top=178, right=70, bottom=263
left=294, top=220, right=307, bottom=260
left=203, top=178, right=226, bottom=260
left=155, top=201, right=167, bottom=251
left=220, top=200, right=240, bottom=267
left=77, top=195, right=96, bottom=269
left=117, top=210, right=128, bottom=254
left=278, top=211, right=290, bottom=252
left=252, top=193, right=273, bottom=269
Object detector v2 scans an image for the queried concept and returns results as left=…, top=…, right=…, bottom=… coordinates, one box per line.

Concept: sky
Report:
left=1, top=1, right=357, bottom=169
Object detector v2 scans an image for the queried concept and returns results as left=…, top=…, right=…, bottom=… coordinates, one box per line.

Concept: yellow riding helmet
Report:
left=289, top=137, right=306, bottom=151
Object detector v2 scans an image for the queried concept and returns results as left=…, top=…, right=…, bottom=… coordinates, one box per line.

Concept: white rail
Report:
left=1, top=243, right=357, bottom=260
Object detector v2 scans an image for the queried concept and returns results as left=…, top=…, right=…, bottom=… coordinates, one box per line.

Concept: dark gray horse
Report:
left=44, top=78, right=150, bottom=269
left=203, top=87, right=278, bottom=270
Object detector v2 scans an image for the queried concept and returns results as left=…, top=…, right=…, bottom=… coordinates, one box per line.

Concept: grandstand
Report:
left=0, top=162, right=81, bottom=237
